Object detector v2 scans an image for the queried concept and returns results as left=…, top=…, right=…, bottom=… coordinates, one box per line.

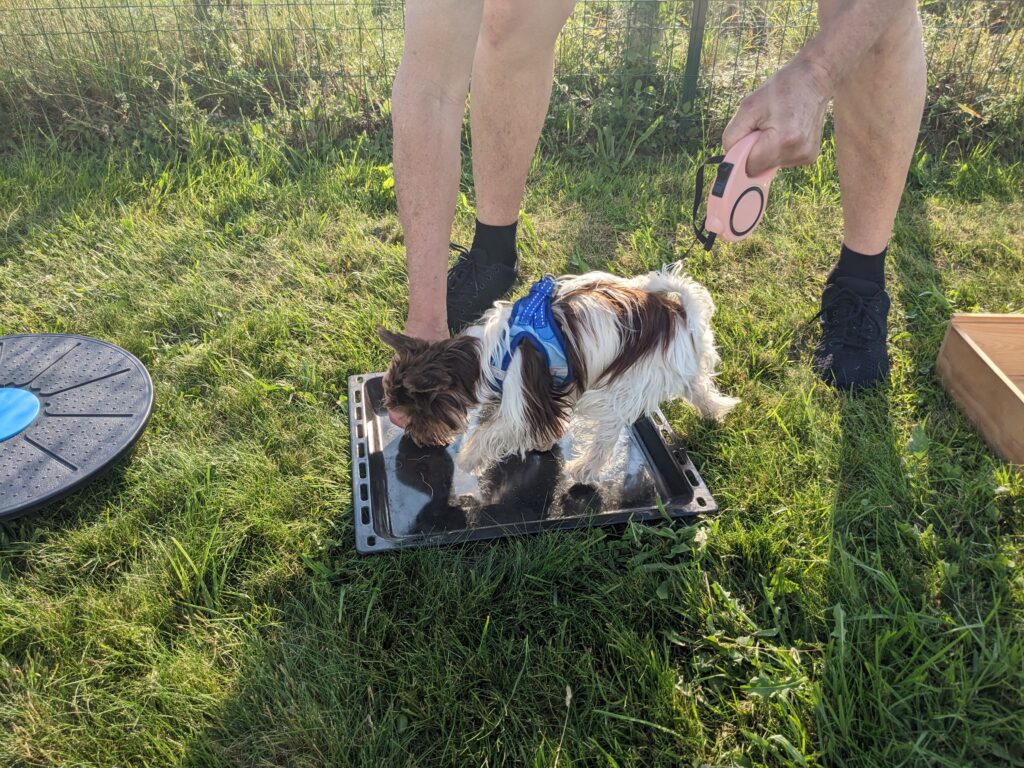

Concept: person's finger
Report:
left=745, top=129, right=782, bottom=177
left=722, top=97, right=761, bottom=152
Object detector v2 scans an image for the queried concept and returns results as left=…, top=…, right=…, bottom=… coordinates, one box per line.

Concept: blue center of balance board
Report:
left=0, top=388, right=41, bottom=442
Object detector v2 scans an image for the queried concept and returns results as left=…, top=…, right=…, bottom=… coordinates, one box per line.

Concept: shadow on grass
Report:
left=816, top=193, right=1024, bottom=765
left=173, top=535, right=701, bottom=766
left=4, top=136, right=1020, bottom=766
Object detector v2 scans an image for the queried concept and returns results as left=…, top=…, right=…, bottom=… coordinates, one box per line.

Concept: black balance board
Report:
left=0, top=334, right=154, bottom=521
left=349, top=374, right=716, bottom=554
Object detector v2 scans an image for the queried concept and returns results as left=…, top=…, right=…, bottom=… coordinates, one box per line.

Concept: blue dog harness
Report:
left=489, top=275, right=574, bottom=393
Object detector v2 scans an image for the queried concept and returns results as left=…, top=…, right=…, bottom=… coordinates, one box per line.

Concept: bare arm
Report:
left=723, top=0, right=919, bottom=176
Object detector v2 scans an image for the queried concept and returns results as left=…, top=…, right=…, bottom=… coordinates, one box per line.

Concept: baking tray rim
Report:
left=348, top=373, right=717, bottom=554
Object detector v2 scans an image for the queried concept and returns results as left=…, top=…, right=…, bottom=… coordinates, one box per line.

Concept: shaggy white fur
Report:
left=457, top=263, right=738, bottom=483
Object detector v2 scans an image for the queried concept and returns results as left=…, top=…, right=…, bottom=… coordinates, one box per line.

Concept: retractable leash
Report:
left=690, top=130, right=779, bottom=252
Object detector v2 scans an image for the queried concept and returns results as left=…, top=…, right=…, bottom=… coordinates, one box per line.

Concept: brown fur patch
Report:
left=556, top=283, right=687, bottom=384
left=553, top=301, right=589, bottom=393
left=378, top=327, right=481, bottom=447
left=517, top=341, right=572, bottom=448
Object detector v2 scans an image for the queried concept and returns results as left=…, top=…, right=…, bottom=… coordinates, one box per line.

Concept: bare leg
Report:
left=470, top=0, right=577, bottom=226
left=392, top=0, right=485, bottom=341
left=818, top=0, right=927, bottom=254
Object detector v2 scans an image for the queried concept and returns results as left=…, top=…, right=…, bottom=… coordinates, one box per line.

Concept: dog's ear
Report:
left=444, top=335, right=481, bottom=391
left=377, top=326, right=424, bottom=357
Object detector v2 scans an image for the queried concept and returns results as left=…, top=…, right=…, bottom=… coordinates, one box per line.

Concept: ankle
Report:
left=828, top=242, right=887, bottom=288
left=471, top=218, right=518, bottom=266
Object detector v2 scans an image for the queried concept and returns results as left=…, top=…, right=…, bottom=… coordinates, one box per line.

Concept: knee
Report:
left=871, top=4, right=923, bottom=56
left=480, top=1, right=527, bottom=50
left=394, top=54, right=471, bottom=109
left=478, top=0, right=570, bottom=55
left=818, top=0, right=921, bottom=53
left=395, top=3, right=479, bottom=105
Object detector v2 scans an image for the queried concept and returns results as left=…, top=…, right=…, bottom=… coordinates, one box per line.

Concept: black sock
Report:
left=471, top=219, right=518, bottom=267
left=828, top=243, right=887, bottom=288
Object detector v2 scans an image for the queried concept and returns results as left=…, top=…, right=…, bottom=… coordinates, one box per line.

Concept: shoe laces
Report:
left=444, top=243, right=491, bottom=309
left=812, top=284, right=884, bottom=351
left=447, top=243, right=481, bottom=295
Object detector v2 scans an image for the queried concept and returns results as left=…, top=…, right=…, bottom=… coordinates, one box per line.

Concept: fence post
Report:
left=625, top=0, right=664, bottom=83
left=681, top=0, right=709, bottom=118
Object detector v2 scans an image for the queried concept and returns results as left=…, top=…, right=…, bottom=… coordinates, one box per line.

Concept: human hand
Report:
left=384, top=315, right=448, bottom=429
left=722, top=58, right=834, bottom=177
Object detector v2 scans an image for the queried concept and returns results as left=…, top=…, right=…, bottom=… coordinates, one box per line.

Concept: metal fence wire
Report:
left=0, top=0, right=1021, bottom=142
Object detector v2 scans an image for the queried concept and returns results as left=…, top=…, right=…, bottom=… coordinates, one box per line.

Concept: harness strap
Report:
left=489, top=275, right=574, bottom=393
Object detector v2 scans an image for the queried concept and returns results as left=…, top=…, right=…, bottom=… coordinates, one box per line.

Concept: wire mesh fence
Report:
left=0, top=0, right=1021, bottom=146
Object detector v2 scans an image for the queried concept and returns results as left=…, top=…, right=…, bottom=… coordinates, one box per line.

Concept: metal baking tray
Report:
left=348, top=374, right=717, bottom=553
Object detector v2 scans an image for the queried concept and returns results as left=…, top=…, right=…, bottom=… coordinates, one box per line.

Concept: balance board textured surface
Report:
left=349, top=373, right=717, bottom=554
left=0, top=334, right=154, bottom=520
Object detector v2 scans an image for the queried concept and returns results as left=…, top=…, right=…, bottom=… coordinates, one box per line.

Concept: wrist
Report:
left=792, top=49, right=837, bottom=100
left=405, top=305, right=448, bottom=341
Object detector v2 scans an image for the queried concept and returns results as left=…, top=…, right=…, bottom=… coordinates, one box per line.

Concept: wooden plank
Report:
left=1012, top=375, right=1024, bottom=394
left=960, top=323, right=1024, bottom=377
left=936, top=323, right=1024, bottom=466
left=950, top=312, right=1024, bottom=327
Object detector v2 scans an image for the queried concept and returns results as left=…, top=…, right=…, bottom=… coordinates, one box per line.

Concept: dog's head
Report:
left=378, top=327, right=481, bottom=447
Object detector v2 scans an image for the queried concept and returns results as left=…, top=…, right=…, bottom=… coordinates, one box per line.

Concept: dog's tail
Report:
left=635, top=263, right=717, bottom=358
left=634, top=264, right=740, bottom=421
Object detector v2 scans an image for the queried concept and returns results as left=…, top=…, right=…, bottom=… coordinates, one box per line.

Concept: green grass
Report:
left=1, top=124, right=1023, bottom=767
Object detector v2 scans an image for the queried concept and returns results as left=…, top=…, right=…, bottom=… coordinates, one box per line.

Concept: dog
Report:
left=378, top=264, right=738, bottom=483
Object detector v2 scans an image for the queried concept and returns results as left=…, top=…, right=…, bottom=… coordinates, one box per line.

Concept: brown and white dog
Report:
left=379, top=264, right=738, bottom=483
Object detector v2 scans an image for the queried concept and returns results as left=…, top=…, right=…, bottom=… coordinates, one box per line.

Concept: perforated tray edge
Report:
left=348, top=373, right=717, bottom=554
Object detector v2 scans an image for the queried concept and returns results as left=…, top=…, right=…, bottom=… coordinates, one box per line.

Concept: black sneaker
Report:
left=812, top=276, right=891, bottom=390
left=446, top=243, right=517, bottom=334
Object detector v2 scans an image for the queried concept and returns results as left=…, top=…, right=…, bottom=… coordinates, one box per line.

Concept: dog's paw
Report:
left=704, top=395, right=741, bottom=422
left=565, top=457, right=604, bottom=486
left=692, top=387, right=741, bottom=422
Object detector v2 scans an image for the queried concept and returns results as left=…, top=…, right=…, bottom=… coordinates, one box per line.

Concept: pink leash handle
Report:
left=693, top=131, right=779, bottom=251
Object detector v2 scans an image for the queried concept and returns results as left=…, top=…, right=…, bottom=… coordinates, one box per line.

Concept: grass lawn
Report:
left=1, top=128, right=1022, bottom=766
